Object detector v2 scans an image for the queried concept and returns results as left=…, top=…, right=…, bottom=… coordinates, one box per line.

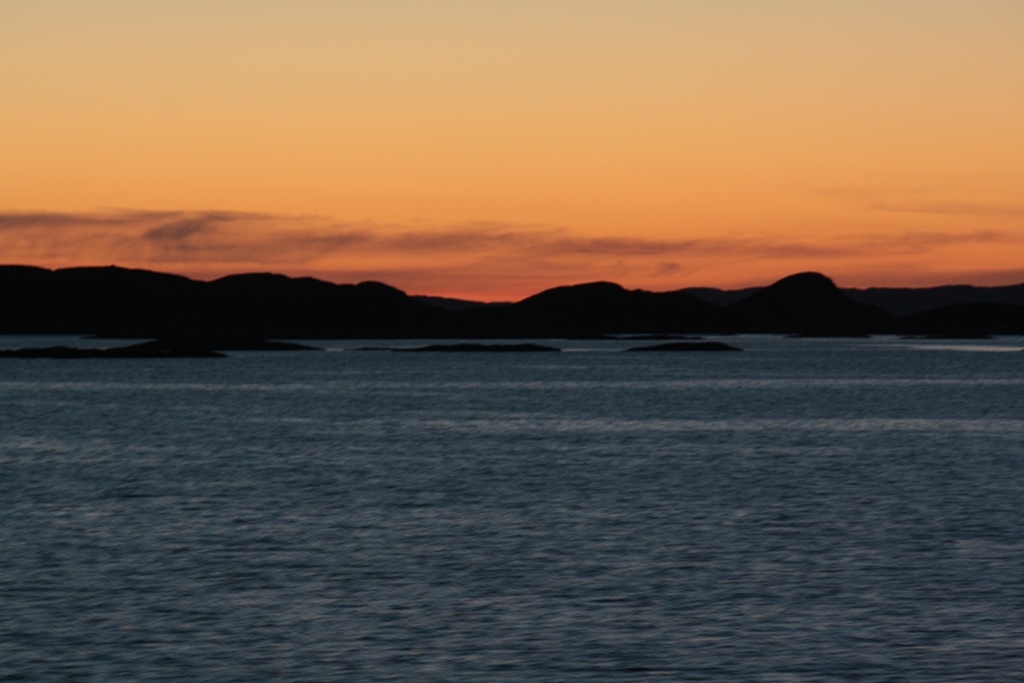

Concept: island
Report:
left=626, top=341, right=742, bottom=352
left=352, top=343, right=561, bottom=352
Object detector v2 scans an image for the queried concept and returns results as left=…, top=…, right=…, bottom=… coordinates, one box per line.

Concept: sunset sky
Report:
left=2, top=1, right=1022, bottom=300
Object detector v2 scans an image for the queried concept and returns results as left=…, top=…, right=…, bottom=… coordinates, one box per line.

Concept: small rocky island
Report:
left=626, top=341, right=742, bottom=352
left=0, top=338, right=321, bottom=359
left=353, top=343, right=561, bottom=352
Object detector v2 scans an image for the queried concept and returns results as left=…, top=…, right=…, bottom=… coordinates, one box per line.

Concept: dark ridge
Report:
left=0, top=264, right=201, bottom=334
left=786, top=332, right=871, bottom=338
left=845, top=282, right=1024, bottom=316
left=197, top=275, right=445, bottom=339
left=450, top=281, right=726, bottom=338
left=727, top=272, right=893, bottom=335
left=681, top=281, right=1024, bottom=316
left=412, top=295, right=509, bottom=311
left=897, top=302, right=1024, bottom=336
left=626, top=341, right=742, bottom=352
left=677, top=286, right=762, bottom=306
left=4, top=264, right=1024, bottom=338
left=0, top=265, right=447, bottom=338
left=612, top=334, right=704, bottom=341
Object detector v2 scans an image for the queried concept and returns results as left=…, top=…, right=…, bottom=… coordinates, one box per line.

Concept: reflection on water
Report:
left=1, top=336, right=1023, bottom=682
left=903, top=343, right=1024, bottom=353
left=413, top=416, right=1024, bottom=434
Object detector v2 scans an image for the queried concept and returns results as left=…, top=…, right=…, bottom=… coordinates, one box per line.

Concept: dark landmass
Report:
left=726, top=273, right=891, bottom=335
left=412, top=295, right=510, bottom=311
left=360, top=342, right=557, bottom=352
left=446, top=281, right=725, bottom=338
left=685, top=281, right=1024, bottom=316
left=0, top=265, right=447, bottom=339
left=143, top=337, right=321, bottom=351
left=896, top=303, right=1024, bottom=337
left=0, top=337, right=321, bottom=358
left=230, top=339, right=320, bottom=351
left=353, top=343, right=560, bottom=352
left=0, top=341, right=224, bottom=358
left=786, top=332, right=871, bottom=338
left=2, top=264, right=1024, bottom=339
left=627, top=341, right=742, bottom=352
left=678, top=286, right=763, bottom=307
left=900, top=334, right=993, bottom=340
left=844, top=283, right=1024, bottom=316
left=610, top=334, right=704, bottom=340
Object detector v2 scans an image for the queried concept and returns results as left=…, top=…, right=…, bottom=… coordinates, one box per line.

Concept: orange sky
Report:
left=2, top=1, right=1022, bottom=300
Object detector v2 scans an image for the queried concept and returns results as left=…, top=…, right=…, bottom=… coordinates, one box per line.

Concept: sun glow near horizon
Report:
left=2, top=1, right=1022, bottom=300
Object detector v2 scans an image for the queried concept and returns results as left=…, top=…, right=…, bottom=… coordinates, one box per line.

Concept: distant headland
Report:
left=2, top=265, right=1024, bottom=339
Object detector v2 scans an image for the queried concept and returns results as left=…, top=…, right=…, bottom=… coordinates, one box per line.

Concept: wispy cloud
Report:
left=2, top=208, right=1022, bottom=296
left=818, top=186, right=1024, bottom=218
left=2, top=209, right=1019, bottom=264
left=869, top=201, right=1024, bottom=217
left=0, top=209, right=269, bottom=232
left=145, top=220, right=215, bottom=241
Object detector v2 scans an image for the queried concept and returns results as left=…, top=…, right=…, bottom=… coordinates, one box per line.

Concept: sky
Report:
left=2, top=1, right=1022, bottom=300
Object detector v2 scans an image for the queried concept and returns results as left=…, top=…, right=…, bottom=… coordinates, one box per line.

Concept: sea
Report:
left=1, top=335, right=1023, bottom=682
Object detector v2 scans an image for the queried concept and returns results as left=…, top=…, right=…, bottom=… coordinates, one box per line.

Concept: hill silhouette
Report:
left=682, top=280, right=1024, bottom=316
left=844, top=283, right=1024, bottom=316
left=448, top=281, right=725, bottom=337
left=2, top=265, right=1023, bottom=339
left=0, top=265, right=446, bottom=339
left=898, top=302, right=1024, bottom=337
left=726, top=272, right=893, bottom=334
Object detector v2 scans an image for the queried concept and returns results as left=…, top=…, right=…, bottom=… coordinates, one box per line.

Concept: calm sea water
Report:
left=2, top=335, right=1023, bottom=682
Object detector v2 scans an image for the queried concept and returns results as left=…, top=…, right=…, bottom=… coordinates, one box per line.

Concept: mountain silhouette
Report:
left=726, top=272, right=893, bottom=334
left=0, top=265, right=200, bottom=334
left=450, top=281, right=725, bottom=337
left=677, top=286, right=762, bottom=307
left=0, top=266, right=446, bottom=338
left=2, top=264, right=1023, bottom=339
left=681, top=280, right=1024, bottom=316
left=898, top=302, right=1024, bottom=336
left=844, top=283, right=1024, bottom=316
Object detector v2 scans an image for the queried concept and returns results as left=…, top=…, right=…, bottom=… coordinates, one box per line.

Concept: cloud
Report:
left=0, top=211, right=144, bottom=230
left=2, top=209, right=1019, bottom=265
left=99, top=216, right=848, bottom=259
left=869, top=201, right=1024, bottom=217
left=3, top=207, right=1023, bottom=296
left=817, top=186, right=1024, bottom=218
left=653, top=262, right=682, bottom=277
left=0, top=209, right=269, bottom=232
left=145, top=220, right=214, bottom=241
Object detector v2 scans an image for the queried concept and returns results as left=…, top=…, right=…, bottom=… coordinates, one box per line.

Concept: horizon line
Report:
left=3, top=262, right=1024, bottom=305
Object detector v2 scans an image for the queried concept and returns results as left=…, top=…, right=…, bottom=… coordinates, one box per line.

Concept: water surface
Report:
left=2, top=336, right=1023, bottom=681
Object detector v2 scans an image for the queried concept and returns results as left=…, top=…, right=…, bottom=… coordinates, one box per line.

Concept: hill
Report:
left=3, top=265, right=1023, bottom=339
